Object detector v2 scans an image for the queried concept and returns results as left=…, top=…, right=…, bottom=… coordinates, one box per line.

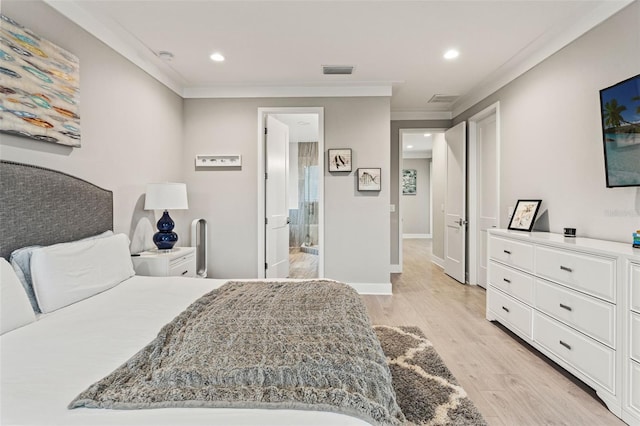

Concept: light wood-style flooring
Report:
left=361, top=238, right=623, bottom=426
left=289, top=248, right=318, bottom=279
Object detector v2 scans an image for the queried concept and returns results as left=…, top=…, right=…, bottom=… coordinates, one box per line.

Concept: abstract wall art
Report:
left=0, top=14, right=81, bottom=147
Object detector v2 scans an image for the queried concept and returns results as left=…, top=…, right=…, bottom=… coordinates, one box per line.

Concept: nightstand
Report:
left=131, top=247, right=196, bottom=277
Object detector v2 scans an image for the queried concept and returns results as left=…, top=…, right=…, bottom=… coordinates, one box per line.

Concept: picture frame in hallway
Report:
left=402, top=169, right=417, bottom=195
left=507, top=199, right=542, bottom=232
left=328, top=149, right=352, bottom=172
left=357, top=168, right=381, bottom=191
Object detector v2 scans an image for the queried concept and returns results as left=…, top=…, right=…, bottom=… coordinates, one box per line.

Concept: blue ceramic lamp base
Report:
left=153, top=210, right=178, bottom=250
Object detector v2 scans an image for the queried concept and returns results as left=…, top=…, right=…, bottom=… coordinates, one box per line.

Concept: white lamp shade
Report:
left=144, top=183, right=189, bottom=210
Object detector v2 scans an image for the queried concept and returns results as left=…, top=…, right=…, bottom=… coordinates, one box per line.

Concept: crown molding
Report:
left=44, top=0, right=185, bottom=96
left=183, top=84, right=392, bottom=99
left=452, top=0, right=634, bottom=117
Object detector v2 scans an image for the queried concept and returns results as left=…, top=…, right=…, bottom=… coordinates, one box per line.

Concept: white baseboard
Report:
left=348, top=282, right=393, bottom=295
left=402, top=233, right=430, bottom=239
left=390, top=264, right=402, bottom=273
left=431, top=255, right=444, bottom=269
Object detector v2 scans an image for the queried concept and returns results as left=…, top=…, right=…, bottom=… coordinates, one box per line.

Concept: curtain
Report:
left=289, top=142, right=318, bottom=248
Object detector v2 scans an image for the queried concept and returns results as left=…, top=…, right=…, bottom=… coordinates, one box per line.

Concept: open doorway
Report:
left=257, top=107, right=324, bottom=279
left=398, top=128, right=443, bottom=271
left=275, top=113, right=320, bottom=278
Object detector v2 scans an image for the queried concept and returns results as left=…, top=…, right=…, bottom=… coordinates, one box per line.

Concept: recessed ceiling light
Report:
left=423, top=133, right=431, bottom=137
left=444, top=49, right=459, bottom=60
left=407, top=145, right=414, bottom=149
left=210, top=52, right=225, bottom=62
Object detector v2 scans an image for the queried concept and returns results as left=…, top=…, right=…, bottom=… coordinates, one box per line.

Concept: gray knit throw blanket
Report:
left=69, top=280, right=405, bottom=426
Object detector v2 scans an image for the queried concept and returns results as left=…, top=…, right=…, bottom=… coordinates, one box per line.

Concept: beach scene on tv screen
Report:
left=600, top=75, right=640, bottom=187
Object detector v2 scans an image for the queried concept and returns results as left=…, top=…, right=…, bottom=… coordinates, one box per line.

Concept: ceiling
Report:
left=45, top=0, right=631, bottom=118
left=401, top=129, right=439, bottom=159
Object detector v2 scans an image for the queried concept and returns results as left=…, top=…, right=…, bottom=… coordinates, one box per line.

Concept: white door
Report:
left=444, top=122, right=467, bottom=284
left=477, top=114, right=498, bottom=288
left=265, top=115, right=290, bottom=278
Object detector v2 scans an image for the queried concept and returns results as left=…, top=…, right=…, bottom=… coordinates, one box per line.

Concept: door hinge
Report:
left=265, top=262, right=268, bottom=270
left=264, top=127, right=268, bottom=135
left=265, top=217, right=268, bottom=225
left=265, top=172, right=268, bottom=179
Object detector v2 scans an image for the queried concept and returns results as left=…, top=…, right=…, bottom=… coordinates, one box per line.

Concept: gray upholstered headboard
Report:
left=0, top=160, right=113, bottom=259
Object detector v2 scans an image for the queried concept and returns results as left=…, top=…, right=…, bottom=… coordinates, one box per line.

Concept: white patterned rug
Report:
left=374, top=325, right=487, bottom=426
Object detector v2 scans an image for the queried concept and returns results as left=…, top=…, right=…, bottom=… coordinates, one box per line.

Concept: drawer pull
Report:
left=502, top=306, right=510, bottom=313
left=503, top=278, right=511, bottom=283
left=560, top=265, right=573, bottom=273
left=559, top=340, right=572, bottom=350
left=559, top=303, right=572, bottom=312
left=181, top=270, right=188, bottom=276
left=503, top=250, right=512, bottom=255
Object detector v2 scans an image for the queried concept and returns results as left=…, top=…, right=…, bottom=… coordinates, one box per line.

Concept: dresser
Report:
left=629, top=261, right=640, bottom=422
left=131, top=247, right=196, bottom=278
left=487, top=229, right=640, bottom=424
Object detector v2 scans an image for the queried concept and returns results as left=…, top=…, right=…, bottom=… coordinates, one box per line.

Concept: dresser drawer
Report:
left=632, top=312, right=640, bottom=363
left=535, top=279, right=615, bottom=348
left=631, top=360, right=640, bottom=414
left=489, top=261, right=534, bottom=304
left=533, top=312, right=615, bottom=393
left=489, top=236, right=534, bottom=272
left=488, top=288, right=532, bottom=339
left=169, top=256, right=195, bottom=277
left=534, top=246, right=615, bottom=302
left=632, top=262, right=640, bottom=313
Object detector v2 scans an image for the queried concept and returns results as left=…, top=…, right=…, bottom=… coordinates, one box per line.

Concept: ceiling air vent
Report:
left=322, top=65, right=354, bottom=75
left=428, top=94, right=459, bottom=103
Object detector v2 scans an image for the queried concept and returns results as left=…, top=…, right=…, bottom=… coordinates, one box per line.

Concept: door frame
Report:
left=394, top=127, right=445, bottom=273
left=257, top=107, right=325, bottom=278
left=468, top=101, right=501, bottom=286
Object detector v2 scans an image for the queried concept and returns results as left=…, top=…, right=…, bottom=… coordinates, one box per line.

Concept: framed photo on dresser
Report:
left=507, top=199, right=542, bottom=232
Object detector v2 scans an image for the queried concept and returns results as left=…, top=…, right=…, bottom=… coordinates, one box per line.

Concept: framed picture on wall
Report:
left=328, top=149, right=352, bottom=172
left=507, top=199, right=542, bottom=232
left=402, top=169, right=417, bottom=195
left=357, top=168, right=381, bottom=191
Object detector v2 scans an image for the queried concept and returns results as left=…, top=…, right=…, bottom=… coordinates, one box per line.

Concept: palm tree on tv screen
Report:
left=603, top=99, right=626, bottom=130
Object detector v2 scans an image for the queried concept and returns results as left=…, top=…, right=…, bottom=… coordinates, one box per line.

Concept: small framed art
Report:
left=507, top=199, right=542, bottom=232
left=328, top=149, right=352, bottom=172
left=402, top=169, right=417, bottom=195
left=357, top=168, right=381, bottom=191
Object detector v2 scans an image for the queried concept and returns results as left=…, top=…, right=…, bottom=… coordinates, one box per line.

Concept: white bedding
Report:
left=0, top=276, right=369, bottom=426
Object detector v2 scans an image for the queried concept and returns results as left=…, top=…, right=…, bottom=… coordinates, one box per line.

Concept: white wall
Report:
left=0, top=0, right=186, bottom=249
left=183, top=97, right=391, bottom=285
left=454, top=1, right=640, bottom=244
left=401, top=158, right=431, bottom=235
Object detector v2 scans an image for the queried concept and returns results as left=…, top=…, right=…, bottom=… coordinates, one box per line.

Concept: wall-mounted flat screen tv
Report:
left=599, top=74, right=640, bottom=187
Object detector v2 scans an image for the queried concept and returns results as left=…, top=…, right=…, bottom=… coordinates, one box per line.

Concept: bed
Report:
left=0, top=161, right=403, bottom=426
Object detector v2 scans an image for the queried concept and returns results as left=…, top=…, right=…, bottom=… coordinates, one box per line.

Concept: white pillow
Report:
left=10, top=230, right=114, bottom=314
left=1, top=258, right=37, bottom=335
left=31, top=233, right=135, bottom=314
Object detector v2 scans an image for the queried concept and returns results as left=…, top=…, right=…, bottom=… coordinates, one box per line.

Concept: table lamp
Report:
left=144, top=183, right=189, bottom=250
